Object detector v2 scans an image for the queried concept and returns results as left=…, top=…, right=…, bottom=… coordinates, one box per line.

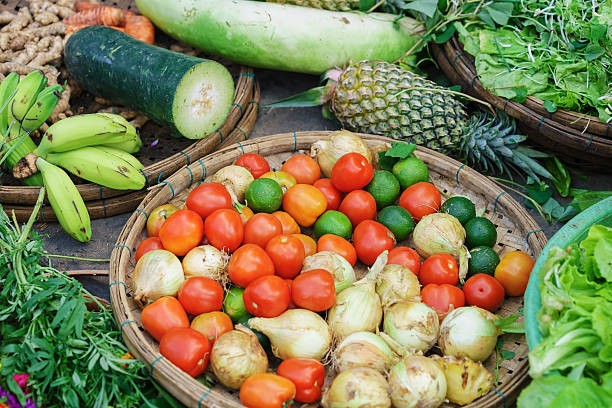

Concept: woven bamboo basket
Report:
left=431, top=38, right=612, bottom=170
left=110, top=132, right=547, bottom=408
left=0, top=0, right=259, bottom=220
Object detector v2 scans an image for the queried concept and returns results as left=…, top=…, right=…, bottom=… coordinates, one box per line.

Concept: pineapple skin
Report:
left=266, top=0, right=360, bottom=11
left=330, top=60, right=469, bottom=151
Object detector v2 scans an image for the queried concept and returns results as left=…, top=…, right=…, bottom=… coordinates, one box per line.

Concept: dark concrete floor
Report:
left=34, top=68, right=612, bottom=300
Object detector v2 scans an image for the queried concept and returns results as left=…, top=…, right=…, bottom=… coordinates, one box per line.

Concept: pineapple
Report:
left=272, top=60, right=551, bottom=180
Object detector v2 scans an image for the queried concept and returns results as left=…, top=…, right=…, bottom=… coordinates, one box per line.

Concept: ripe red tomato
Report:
left=353, top=220, right=396, bottom=266
left=141, top=296, right=189, bottom=342
left=240, top=373, right=296, bottom=408
left=313, top=178, right=342, bottom=211
left=178, top=277, right=224, bottom=316
left=419, top=253, right=459, bottom=286
left=159, top=328, right=211, bottom=377
left=265, top=235, right=305, bottom=279
left=244, top=213, right=283, bottom=248
left=292, top=269, right=336, bottom=312
left=185, top=182, right=232, bottom=219
left=387, top=246, right=421, bottom=276
left=317, top=234, right=357, bottom=266
left=494, top=251, right=534, bottom=296
left=284, top=279, right=298, bottom=310
left=331, top=153, right=374, bottom=193
left=204, top=209, right=244, bottom=253
left=463, top=274, right=505, bottom=312
left=338, top=190, right=377, bottom=227
left=272, top=211, right=301, bottom=235
left=421, top=284, right=465, bottom=314
left=243, top=275, right=291, bottom=318
left=228, top=244, right=275, bottom=287
left=398, top=182, right=441, bottom=221
left=135, top=237, right=164, bottom=262
left=291, top=233, right=317, bottom=257
left=235, top=153, right=270, bottom=179
left=159, top=209, right=204, bottom=256
left=191, top=311, right=233, bottom=346
left=146, top=204, right=179, bottom=237
left=281, top=154, right=321, bottom=185
left=277, top=359, right=325, bottom=403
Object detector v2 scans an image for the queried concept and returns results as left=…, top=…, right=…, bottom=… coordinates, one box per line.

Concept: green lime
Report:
left=238, top=314, right=270, bottom=349
left=440, top=196, right=476, bottom=225
left=223, top=287, right=248, bottom=323
left=467, top=246, right=500, bottom=277
left=314, top=210, right=352, bottom=239
left=392, top=156, right=429, bottom=189
left=464, top=217, right=497, bottom=248
left=377, top=205, right=415, bottom=241
left=245, top=178, right=283, bottom=213
left=365, top=170, right=401, bottom=209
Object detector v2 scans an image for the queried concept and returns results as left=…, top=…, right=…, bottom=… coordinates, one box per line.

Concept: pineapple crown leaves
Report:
left=265, top=66, right=345, bottom=109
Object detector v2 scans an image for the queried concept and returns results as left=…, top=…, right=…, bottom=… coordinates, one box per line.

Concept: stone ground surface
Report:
left=34, top=69, right=612, bottom=300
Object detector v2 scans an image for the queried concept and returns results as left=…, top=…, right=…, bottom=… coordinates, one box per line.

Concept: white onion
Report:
left=210, top=325, right=268, bottom=389
left=334, top=331, right=399, bottom=373
left=182, top=245, right=227, bottom=281
left=210, top=165, right=254, bottom=203
left=376, top=264, right=421, bottom=307
left=389, top=355, right=447, bottom=408
left=302, top=251, right=356, bottom=293
left=310, top=130, right=372, bottom=178
left=132, top=249, right=184, bottom=305
left=383, top=301, right=439, bottom=353
left=248, top=309, right=331, bottom=360
left=438, top=306, right=500, bottom=362
left=322, top=367, right=391, bottom=408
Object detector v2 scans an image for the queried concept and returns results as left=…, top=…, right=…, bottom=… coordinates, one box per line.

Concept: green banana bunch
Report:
left=0, top=72, right=19, bottom=133
left=42, top=146, right=145, bottom=190
left=94, top=145, right=145, bottom=170
left=35, top=113, right=138, bottom=155
left=19, top=84, right=63, bottom=133
left=101, top=134, right=143, bottom=153
left=36, top=156, right=91, bottom=242
left=9, top=70, right=47, bottom=123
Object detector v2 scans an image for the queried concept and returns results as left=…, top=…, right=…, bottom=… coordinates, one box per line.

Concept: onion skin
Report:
left=383, top=301, right=439, bottom=353
left=376, top=264, right=421, bottom=307
left=327, top=279, right=382, bottom=340
left=311, top=130, right=372, bottom=178
left=210, top=165, right=254, bottom=203
left=132, top=249, right=184, bottom=305
left=334, top=331, right=398, bottom=373
left=389, top=355, right=447, bottom=408
left=210, top=325, right=268, bottom=390
left=302, top=251, right=356, bottom=293
left=322, top=367, right=391, bottom=408
left=182, top=245, right=227, bottom=280
left=438, top=306, right=500, bottom=362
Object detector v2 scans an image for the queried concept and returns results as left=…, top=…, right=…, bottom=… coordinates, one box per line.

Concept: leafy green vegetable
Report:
left=518, top=376, right=612, bottom=408
left=377, top=141, right=417, bottom=170
left=544, top=157, right=571, bottom=197
left=570, top=189, right=612, bottom=212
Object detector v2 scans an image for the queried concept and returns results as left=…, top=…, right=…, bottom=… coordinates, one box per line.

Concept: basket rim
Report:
left=110, top=132, right=548, bottom=408
left=437, top=36, right=610, bottom=138
left=0, top=65, right=256, bottom=205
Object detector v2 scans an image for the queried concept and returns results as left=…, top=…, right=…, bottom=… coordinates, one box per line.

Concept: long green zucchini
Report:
left=64, top=26, right=235, bottom=139
left=134, top=0, right=424, bottom=74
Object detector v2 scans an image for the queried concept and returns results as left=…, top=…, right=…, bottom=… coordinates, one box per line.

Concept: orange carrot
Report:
left=66, top=23, right=126, bottom=34
left=74, top=1, right=100, bottom=11
left=124, top=14, right=155, bottom=44
left=64, top=6, right=125, bottom=27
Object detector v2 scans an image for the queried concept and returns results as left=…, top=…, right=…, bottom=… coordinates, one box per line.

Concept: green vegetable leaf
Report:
left=543, top=100, right=557, bottom=113
left=525, top=182, right=553, bottom=205
left=494, top=313, right=525, bottom=333
left=401, top=0, right=439, bottom=18
left=434, top=23, right=456, bottom=44
left=544, top=156, right=571, bottom=197
left=569, top=189, right=612, bottom=211
left=585, top=45, right=605, bottom=62
left=385, top=141, right=417, bottom=158
left=378, top=151, right=396, bottom=171
left=501, top=349, right=516, bottom=360
left=485, top=2, right=514, bottom=26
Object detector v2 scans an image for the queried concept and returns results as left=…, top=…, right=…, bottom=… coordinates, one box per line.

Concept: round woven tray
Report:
left=0, top=0, right=259, bottom=220
left=431, top=38, right=612, bottom=170
left=110, top=132, right=547, bottom=408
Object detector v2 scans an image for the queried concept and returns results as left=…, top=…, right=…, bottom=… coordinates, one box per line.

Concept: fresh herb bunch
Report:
left=0, top=191, right=181, bottom=408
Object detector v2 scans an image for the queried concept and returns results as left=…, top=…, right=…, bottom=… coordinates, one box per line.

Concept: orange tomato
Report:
left=281, top=154, right=321, bottom=185
left=159, top=209, right=204, bottom=256
left=272, top=211, right=301, bottom=234
left=282, top=184, right=327, bottom=227
left=260, top=170, right=297, bottom=193
left=291, top=234, right=317, bottom=257
left=244, top=213, right=283, bottom=248
left=146, top=204, right=179, bottom=237
left=317, top=234, right=357, bottom=266
left=494, top=251, right=534, bottom=296
left=141, top=296, right=189, bottom=342
left=235, top=206, right=254, bottom=225
left=159, top=328, right=211, bottom=377
left=266, top=235, right=305, bottom=279
left=240, top=373, right=296, bottom=408
left=191, top=311, right=233, bottom=346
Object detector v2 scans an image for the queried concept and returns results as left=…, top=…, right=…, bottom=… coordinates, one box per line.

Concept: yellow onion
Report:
left=438, top=306, right=500, bottom=362
left=132, top=249, right=184, bottom=305
left=389, top=355, right=447, bottom=408
left=310, top=130, right=372, bottom=178
left=334, top=331, right=399, bottom=373
left=210, top=325, right=268, bottom=389
left=376, top=264, right=421, bottom=307
left=302, top=251, right=356, bottom=293
left=322, top=367, right=391, bottom=408
left=248, top=309, right=331, bottom=360
left=182, top=245, right=227, bottom=281
left=210, top=165, right=254, bottom=203
left=383, top=301, right=439, bottom=353
left=413, top=213, right=469, bottom=282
